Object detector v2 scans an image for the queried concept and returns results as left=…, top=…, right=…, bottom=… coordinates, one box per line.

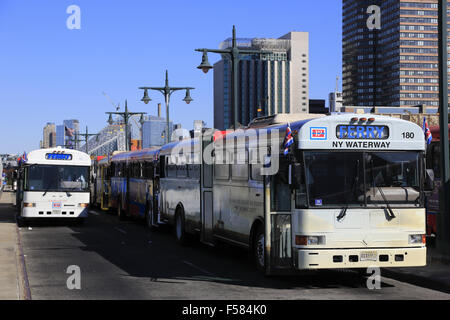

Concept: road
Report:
left=16, top=206, right=450, bottom=300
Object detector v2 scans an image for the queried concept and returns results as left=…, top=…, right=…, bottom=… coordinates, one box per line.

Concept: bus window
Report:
left=177, top=165, right=187, bottom=178
left=231, top=150, right=248, bottom=181
left=366, top=152, right=420, bottom=205
left=249, top=149, right=263, bottom=182
left=270, top=158, right=291, bottom=212
left=25, top=165, right=89, bottom=192
left=188, top=164, right=200, bottom=180
left=304, top=152, right=365, bottom=208
left=250, top=163, right=263, bottom=182
left=143, top=162, right=153, bottom=179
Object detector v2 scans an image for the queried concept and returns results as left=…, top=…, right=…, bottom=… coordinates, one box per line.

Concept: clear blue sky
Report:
left=0, top=0, right=342, bottom=154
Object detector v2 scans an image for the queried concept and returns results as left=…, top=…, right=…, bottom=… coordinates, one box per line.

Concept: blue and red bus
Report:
left=425, top=124, right=450, bottom=236
left=108, top=148, right=160, bottom=227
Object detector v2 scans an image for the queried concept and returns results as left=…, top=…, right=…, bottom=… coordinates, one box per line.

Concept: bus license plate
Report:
left=52, top=210, right=61, bottom=215
left=360, top=251, right=377, bottom=262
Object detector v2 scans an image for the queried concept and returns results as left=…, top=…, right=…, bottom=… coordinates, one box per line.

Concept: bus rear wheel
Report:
left=175, top=208, right=187, bottom=245
left=253, top=225, right=265, bottom=272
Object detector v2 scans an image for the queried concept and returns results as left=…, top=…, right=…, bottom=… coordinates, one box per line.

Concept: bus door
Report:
left=200, top=134, right=214, bottom=245
left=264, top=156, right=294, bottom=274
left=101, top=166, right=109, bottom=210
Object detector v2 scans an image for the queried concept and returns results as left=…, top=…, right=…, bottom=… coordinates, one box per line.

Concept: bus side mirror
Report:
left=424, top=169, right=435, bottom=194
left=290, top=163, right=303, bottom=189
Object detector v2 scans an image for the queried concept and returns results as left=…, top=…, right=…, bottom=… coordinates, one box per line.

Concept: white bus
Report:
left=16, top=147, right=91, bottom=225
left=157, top=113, right=433, bottom=274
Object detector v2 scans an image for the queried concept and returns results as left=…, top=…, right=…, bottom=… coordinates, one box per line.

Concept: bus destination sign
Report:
left=45, top=153, right=73, bottom=161
left=336, top=125, right=389, bottom=140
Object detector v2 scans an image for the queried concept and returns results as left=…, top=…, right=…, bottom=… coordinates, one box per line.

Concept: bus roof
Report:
left=297, top=113, right=426, bottom=151
left=24, top=147, right=91, bottom=166
left=111, top=147, right=160, bottom=162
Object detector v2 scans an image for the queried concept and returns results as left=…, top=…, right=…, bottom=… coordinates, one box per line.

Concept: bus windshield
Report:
left=25, top=165, right=90, bottom=192
left=304, top=151, right=421, bottom=208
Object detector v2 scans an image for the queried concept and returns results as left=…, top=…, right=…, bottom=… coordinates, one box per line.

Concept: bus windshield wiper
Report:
left=337, top=160, right=360, bottom=222
left=370, top=160, right=396, bottom=221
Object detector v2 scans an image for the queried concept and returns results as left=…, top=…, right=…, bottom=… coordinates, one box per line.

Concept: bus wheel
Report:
left=253, top=225, right=265, bottom=272
left=118, top=202, right=126, bottom=221
left=175, top=208, right=187, bottom=245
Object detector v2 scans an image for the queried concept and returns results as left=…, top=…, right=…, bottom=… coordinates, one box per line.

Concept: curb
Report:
left=13, top=204, right=31, bottom=300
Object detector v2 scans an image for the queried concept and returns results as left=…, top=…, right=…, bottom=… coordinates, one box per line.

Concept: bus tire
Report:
left=174, top=208, right=187, bottom=245
left=118, top=201, right=126, bottom=221
left=253, top=225, right=265, bottom=273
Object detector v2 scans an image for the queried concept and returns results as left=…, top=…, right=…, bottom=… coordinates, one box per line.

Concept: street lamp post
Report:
left=139, top=70, right=194, bottom=145
left=195, top=25, right=270, bottom=130
left=106, top=100, right=147, bottom=151
left=437, top=0, right=450, bottom=253
left=76, top=126, right=99, bottom=154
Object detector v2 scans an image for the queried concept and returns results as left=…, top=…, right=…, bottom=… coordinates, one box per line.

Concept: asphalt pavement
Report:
left=13, top=205, right=450, bottom=300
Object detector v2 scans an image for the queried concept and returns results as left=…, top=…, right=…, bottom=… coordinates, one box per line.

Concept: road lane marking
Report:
left=114, top=227, right=127, bottom=235
left=182, top=260, right=215, bottom=277
left=89, top=210, right=99, bottom=216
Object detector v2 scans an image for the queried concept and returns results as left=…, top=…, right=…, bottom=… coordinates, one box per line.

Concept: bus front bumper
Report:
left=296, top=247, right=426, bottom=269
left=22, top=207, right=88, bottom=218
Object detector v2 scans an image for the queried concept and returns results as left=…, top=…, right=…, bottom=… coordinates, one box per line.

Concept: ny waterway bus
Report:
left=157, top=113, right=433, bottom=274
left=15, top=147, right=91, bottom=225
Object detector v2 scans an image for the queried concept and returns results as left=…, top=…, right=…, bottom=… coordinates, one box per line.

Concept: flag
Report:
left=22, top=152, right=28, bottom=163
left=65, top=126, right=75, bottom=137
left=283, top=123, right=294, bottom=155
left=423, top=117, right=432, bottom=145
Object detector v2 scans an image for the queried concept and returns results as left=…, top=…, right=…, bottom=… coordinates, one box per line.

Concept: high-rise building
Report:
left=329, top=91, right=343, bottom=113
left=214, top=31, right=309, bottom=130
left=55, top=120, right=80, bottom=149
left=343, top=0, right=443, bottom=108
left=42, top=122, right=56, bottom=148
left=56, top=124, right=65, bottom=147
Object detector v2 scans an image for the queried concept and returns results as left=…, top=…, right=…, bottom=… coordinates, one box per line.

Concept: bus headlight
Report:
left=23, top=203, right=36, bottom=207
left=295, top=235, right=326, bottom=246
left=78, top=203, right=89, bottom=208
left=409, top=234, right=426, bottom=245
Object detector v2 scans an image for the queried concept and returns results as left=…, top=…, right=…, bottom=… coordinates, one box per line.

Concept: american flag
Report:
left=423, top=117, right=432, bottom=145
left=283, top=123, right=294, bottom=155
left=65, top=126, right=75, bottom=137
